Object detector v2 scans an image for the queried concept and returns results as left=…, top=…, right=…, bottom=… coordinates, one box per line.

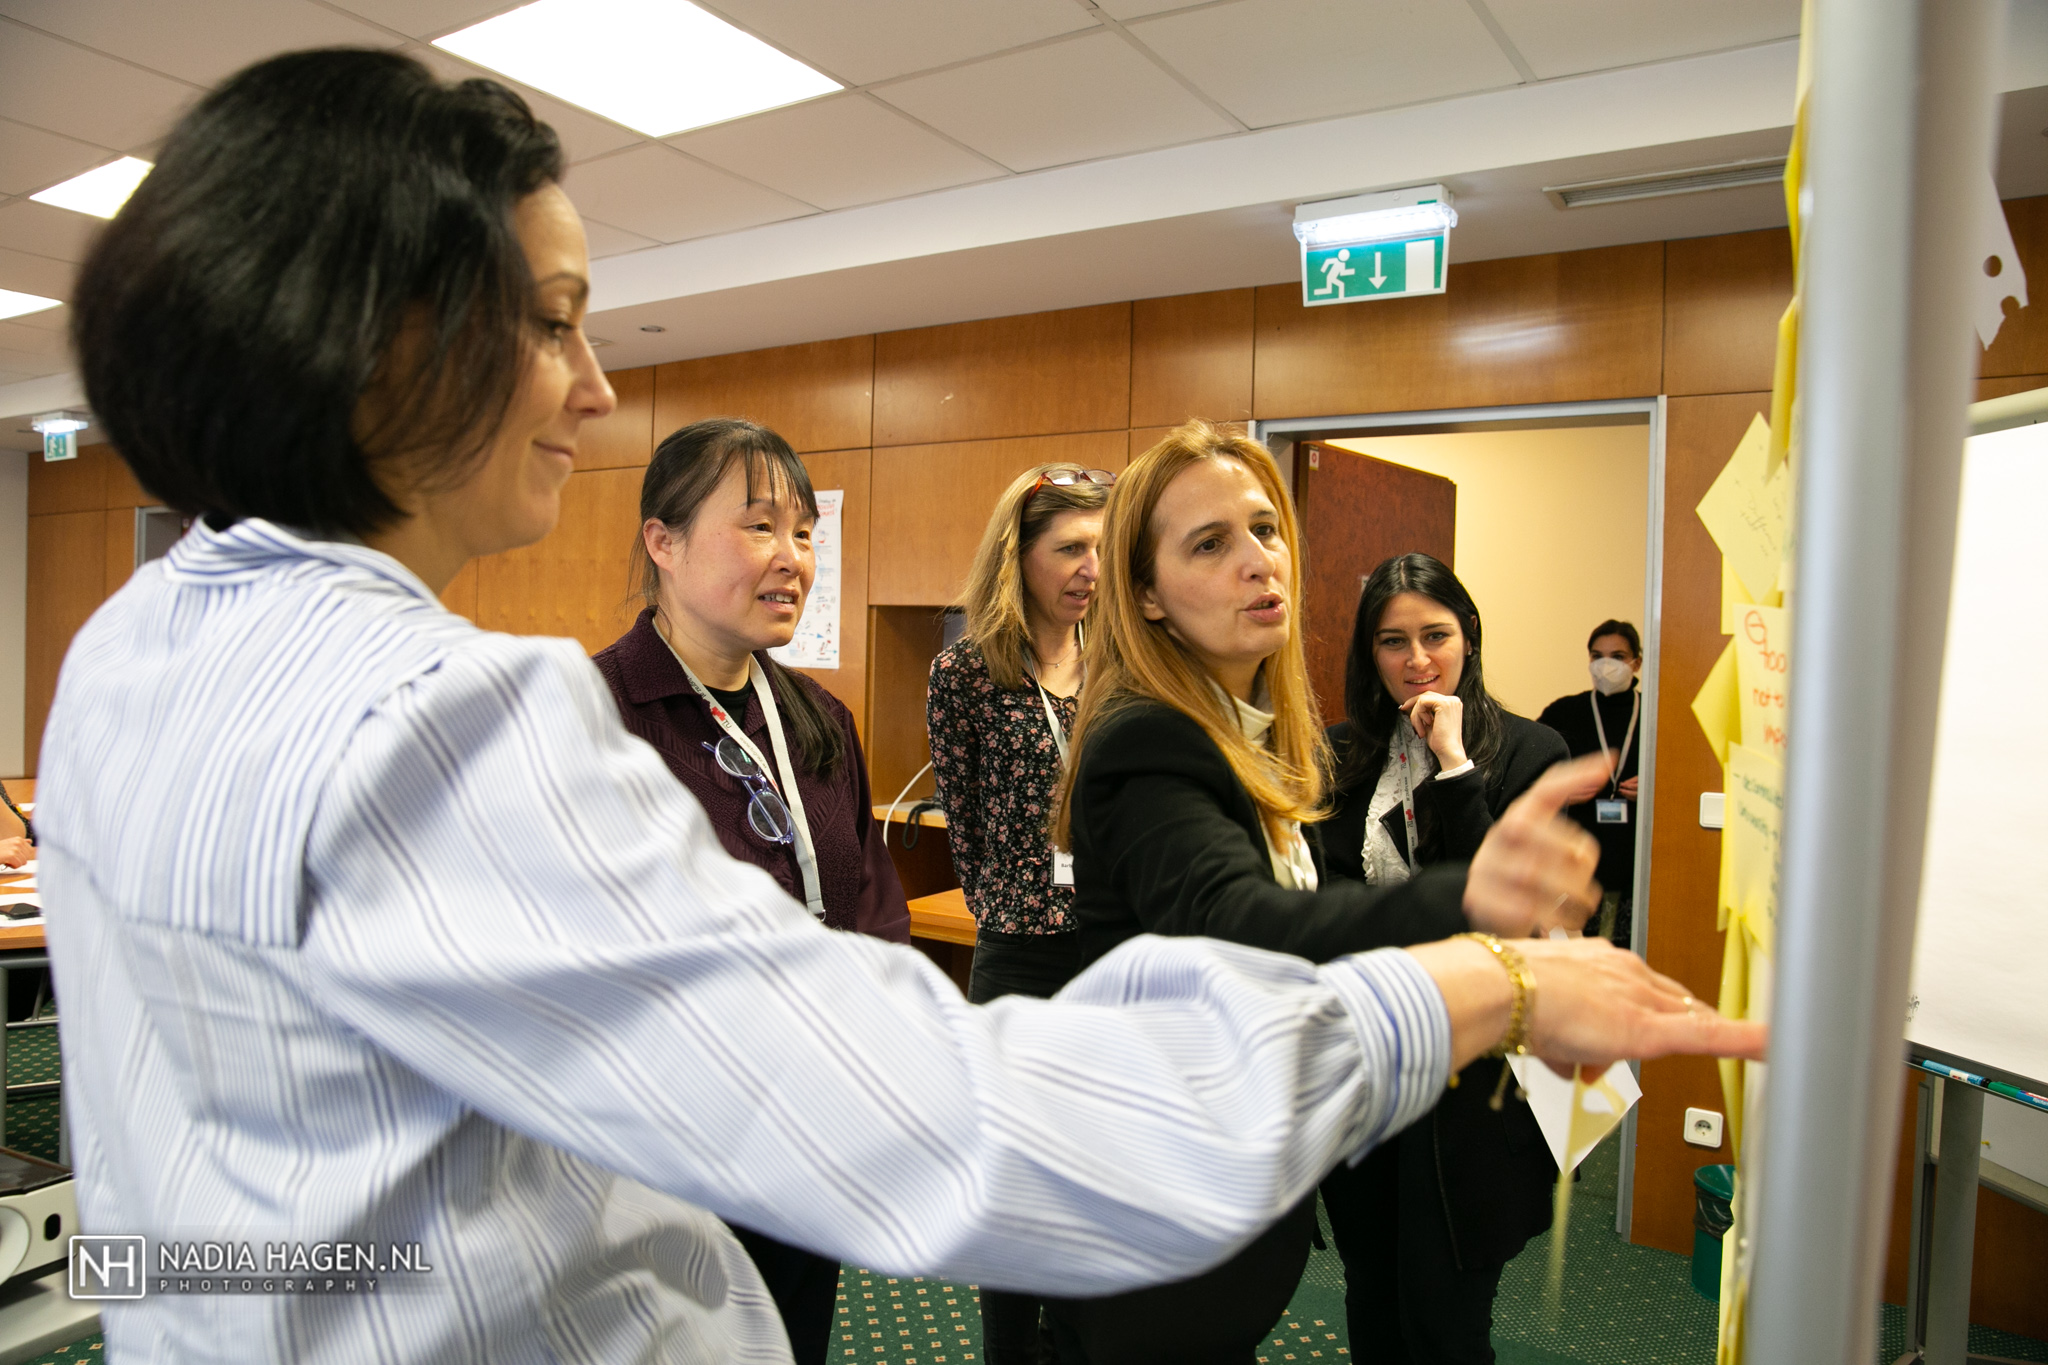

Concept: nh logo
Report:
left=69, top=1235, right=146, bottom=1299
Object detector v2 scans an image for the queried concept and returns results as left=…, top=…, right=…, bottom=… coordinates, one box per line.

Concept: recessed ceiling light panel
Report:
left=435, top=0, right=841, bottom=138
left=0, top=289, right=62, bottom=321
left=31, top=157, right=153, bottom=219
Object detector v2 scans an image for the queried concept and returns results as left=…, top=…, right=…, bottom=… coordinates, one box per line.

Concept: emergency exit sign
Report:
left=1302, top=234, right=1446, bottom=307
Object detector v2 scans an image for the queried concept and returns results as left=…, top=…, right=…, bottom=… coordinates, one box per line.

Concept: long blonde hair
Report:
left=958, top=464, right=1111, bottom=690
left=1055, top=421, right=1328, bottom=848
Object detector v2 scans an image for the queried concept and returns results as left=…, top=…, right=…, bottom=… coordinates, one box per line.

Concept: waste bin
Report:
left=1691, top=1164, right=1736, bottom=1300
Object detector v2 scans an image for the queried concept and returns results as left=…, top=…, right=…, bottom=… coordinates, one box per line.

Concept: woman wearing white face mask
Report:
left=1537, top=619, right=1644, bottom=949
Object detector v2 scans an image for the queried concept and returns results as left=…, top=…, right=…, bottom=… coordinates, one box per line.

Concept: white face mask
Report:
left=1590, top=657, right=1635, bottom=695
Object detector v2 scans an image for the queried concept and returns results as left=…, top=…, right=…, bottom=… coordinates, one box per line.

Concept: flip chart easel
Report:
left=1895, top=386, right=2048, bottom=1365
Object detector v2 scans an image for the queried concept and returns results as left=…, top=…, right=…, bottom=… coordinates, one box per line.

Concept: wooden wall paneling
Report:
left=439, top=559, right=480, bottom=621
left=1128, top=422, right=1248, bottom=460
left=1631, top=392, right=1772, bottom=1252
left=1975, top=373, right=2048, bottom=402
left=1251, top=242, right=1665, bottom=419
left=868, top=431, right=1128, bottom=606
left=793, top=448, right=872, bottom=726
left=475, top=466, right=644, bottom=655
left=1978, top=195, right=2048, bottom=378
left=102, top=451, right=150, bottom=510
left=1131, top=289, right=1255, bottom=428
left=1663, top=229, right=1792, bottom=397
left=653, top=336, right=875, bottom=453
left=873, top=304, right=1131, bottom=447
left=103, top=508, right=133, bottom=597
left=24, top=510, right=109, bottom=774
left=575, top=365, right=656, bottom=472
left=26, top=444, right=109, bottom=516
left=864, top=605, right=948, bottom=812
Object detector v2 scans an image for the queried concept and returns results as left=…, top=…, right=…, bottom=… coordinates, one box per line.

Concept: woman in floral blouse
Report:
left=925, top=461, right=1111, bottom=1361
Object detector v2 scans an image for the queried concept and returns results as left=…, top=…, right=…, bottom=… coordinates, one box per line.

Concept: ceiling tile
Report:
left=323, top=0, right=522, bottom=40
left=0, top=244, right=73, bottom=301
left=0, top=368, right=40, bottom=387
left=1098, top=0, right=1204, bottom=16
left=407, top=44, right=643, bottom=164
left=1481, top=0, right=1800, bottom=80
left=0, top=118, right=114, bottom=197
left=0, top=19, right=198, bottom=151
left=563, top=145, right=814, bottom=244
left=580, top=216, right=661, bottom=259
left=0, top=318, right=70, bottom=358
left=0, top=0, right=399, bottom=88
left=1131, top=0, right=1521, bottom=129
left=0, top=344, right=57, bottom=375
left=0, top=200, right=101, bottom=264
left=704, top=0, right=1099, bottom=85
left=875, top=31, right=1238, bottom=173
left=669, top=93, right=1002, bottom=211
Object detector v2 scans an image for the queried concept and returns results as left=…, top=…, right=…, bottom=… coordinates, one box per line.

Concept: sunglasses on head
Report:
left=1027, top=468, right=1117, bottom=502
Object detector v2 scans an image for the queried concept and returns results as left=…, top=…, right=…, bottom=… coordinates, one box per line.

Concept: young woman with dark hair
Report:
left=1318, top=552, right=1575, bottom=1364
left=1538, top=620, right=1646, bottom=949
left=41, top=48, right=1762, bottom=1362
left=592, top=418, right=910, bottom=1363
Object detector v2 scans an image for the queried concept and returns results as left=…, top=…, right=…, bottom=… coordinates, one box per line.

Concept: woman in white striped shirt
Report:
left=41, top=47, right=1762, bottom=1365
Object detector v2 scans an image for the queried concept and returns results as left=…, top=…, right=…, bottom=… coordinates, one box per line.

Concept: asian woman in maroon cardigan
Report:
left=593, top=417, right=910, bottom=1365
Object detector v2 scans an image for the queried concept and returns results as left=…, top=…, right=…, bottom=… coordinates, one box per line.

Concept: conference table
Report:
left=0, top=812, right=52, bottom=1159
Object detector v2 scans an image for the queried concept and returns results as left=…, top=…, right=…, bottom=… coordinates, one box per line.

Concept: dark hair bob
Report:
left=1335, top=552, right=1509, bottom=792
left=1587, top=618, right=1642, bottom=658
left=72, top=48, right=565, bottom=535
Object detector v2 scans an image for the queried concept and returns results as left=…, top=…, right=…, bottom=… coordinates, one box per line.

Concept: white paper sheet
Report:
left=1509, top=1056, right=1642, bottom=1172
left=1909, top=422, right=2048, bottom=1086
left=768, top=488, right=842, bottom=670
left=0, top=861, right=35, bottom=877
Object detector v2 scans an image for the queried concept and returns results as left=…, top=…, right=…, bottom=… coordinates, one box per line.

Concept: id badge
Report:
left=1052, top=850, right=1075, bottom=887
left=1595, top=799, right=1629, bottom=825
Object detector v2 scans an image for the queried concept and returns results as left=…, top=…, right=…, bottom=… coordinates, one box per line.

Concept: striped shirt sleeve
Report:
left=297, top=632, right=1451, bottom=1294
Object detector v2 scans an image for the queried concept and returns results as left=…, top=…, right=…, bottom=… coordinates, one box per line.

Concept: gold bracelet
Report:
left=1458, top=931, right=1536, bottom=1058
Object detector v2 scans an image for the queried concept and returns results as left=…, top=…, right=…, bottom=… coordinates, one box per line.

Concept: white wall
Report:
left=0, top=449, right=24, bottom=777
left=1330, top=425, right=1649, bottom=720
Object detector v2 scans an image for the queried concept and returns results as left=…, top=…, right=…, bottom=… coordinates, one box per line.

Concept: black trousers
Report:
left=730, top=1223, right=840, bottom=1365
left=1320, top=1139, right=1505, bottom=1365
left=969, top=927, right=1082, bottom=1365
left=1043, top=1196, right=1317, bottom=1365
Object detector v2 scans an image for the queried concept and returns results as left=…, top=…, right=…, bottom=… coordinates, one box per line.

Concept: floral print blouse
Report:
left=926, top=638, right=1078, bottom=935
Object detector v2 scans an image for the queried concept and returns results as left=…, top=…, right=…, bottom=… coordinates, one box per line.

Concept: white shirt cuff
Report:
left=1435, top=759, right=1475, bottom=781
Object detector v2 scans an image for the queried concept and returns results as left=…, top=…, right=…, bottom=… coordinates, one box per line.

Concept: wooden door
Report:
left=1293, top=442, right=1457, bottom=724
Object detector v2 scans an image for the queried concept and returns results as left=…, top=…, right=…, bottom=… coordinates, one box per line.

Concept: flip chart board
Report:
left=1908, top=419, right=2048, bottom=1092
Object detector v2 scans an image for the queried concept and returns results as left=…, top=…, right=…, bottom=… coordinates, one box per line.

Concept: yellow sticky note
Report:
left=1717, top=916, right=1750, bottom=1154
left=1692, top=639, right=1740, bottom=766
left=1720, top=557, right=1754, bottom=635
left=1726, top=743, right=1784, bottom=957
left=1732, top=603, right=1789, bottom=761
left=1697, top=415, right=1789, bottom=603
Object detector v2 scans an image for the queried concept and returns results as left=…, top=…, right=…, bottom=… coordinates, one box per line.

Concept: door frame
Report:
left=1254, top=397, right=1668, bottom=1240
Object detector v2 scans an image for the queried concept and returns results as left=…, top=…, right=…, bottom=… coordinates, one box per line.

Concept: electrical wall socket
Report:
left=1685, top=1107, right=1725, bottom=1149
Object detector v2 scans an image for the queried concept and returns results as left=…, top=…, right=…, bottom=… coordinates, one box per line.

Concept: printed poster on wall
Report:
left=769, top=488, right=841, bottom=670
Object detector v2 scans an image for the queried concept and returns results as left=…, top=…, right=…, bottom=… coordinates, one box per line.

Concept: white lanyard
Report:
left=1392, top=737, right=1423, bottom=875
left=1022, top=644, right=1080, bottom=887
left=1021, top=665, right=1074, bottom=768
left=1589, top=689, right=1641, bottom=800
left=660, top=627, right=825, bottom=920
